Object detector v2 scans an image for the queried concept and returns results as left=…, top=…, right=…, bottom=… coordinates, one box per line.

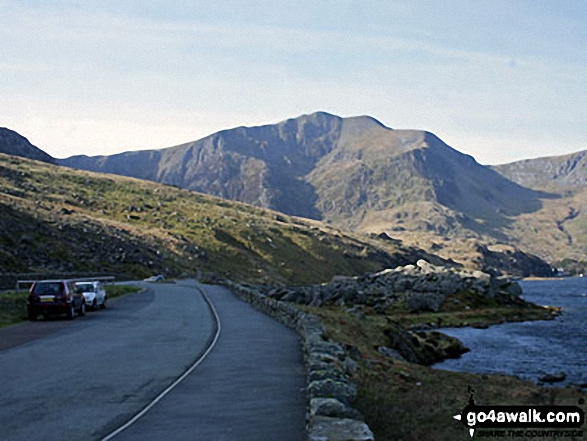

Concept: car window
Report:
left=76, top=284, right=95, bottom=293
left=32, top=283, right=63, bottom=296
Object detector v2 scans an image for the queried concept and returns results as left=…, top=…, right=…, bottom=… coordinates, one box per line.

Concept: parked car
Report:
left=27, top=280, right=86, bottom=320
left=143, top=275, right=164, bottom=282
left=74, top=281, right=107, bottom=310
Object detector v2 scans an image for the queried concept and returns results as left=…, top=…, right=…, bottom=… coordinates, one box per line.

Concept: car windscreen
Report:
left=75, top=284, right=95, bottom=293
left=32, top=283, right=64, bottom=296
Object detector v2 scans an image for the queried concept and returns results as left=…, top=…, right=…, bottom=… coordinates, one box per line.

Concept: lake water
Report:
left=434, top=278, right=587, bottom=387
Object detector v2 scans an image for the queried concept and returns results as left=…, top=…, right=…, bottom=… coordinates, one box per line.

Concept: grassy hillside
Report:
left=56, top=113, right=556, bottom=275
left=0, top=154, right=444, bottom=285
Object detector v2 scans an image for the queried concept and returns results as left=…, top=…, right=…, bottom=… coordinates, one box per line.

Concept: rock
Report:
left=376, top=232, right=400, bottom=244
left=310, top=398, right=364, bottom=420
left=308, top=417, right=374, bottom=441
left=539, top=372, right=567, bottom=383
left=377, top=346, right=405, bottom=361
left=307, top=379, right=357, bottom=406
left=414, top=331, right=470, bottom=362
left=384, top=322, right=433, bottom=365
left=406, top=292, right=444, bottom=312
left=272, top=261, right=524, bottom=309
left=499, top=280, right=523, bottom=298
left=416, top=259, right=437, bottom=273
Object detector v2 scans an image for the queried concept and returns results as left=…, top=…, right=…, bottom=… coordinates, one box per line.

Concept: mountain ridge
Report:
left=5, top=113, right=583, bottom=274
left=492, top=149, right=587, bottom=190
left=0, top=128, right=55, bottom=164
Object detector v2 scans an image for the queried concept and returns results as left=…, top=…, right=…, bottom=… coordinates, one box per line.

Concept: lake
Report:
left=434, top=278, right=587, bottom=387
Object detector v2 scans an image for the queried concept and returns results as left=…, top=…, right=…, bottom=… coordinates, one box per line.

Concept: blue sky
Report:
left=1, top=0, right=586, bottom=164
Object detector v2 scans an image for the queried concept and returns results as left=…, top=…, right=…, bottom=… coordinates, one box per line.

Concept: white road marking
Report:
left=102, top=284, right=221, bottom=441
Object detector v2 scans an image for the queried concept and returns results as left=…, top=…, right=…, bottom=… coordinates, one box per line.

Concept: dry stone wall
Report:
left=223, top=281, right=375, bottom=441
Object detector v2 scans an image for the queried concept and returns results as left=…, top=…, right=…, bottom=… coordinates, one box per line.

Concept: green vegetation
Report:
left=304, top=294, right=580, bottom=441
left=0, top=154, right=436, bottom=286
left=104, top=284, right=142, bottom=300
left=0, top=284, right=141, bottom=328
left=0, top=290, right=27, bottom=328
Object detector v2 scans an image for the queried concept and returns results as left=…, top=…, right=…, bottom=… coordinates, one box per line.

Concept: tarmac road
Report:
left=0, top=281, right=305, bottom=441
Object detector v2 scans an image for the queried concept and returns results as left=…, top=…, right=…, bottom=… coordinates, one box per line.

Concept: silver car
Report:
left=74, top=281, right=107, bottom=311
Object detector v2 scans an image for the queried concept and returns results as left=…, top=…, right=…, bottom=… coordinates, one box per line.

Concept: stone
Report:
left=308, top=379, right=357, bottom=406
left=377, top=346, right=405, bottom=361
left=308, top=417, right=375, bottom=441
left=310, top=398, right=364, bottom=420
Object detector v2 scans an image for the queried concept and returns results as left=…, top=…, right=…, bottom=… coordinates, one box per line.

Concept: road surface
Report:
left=0, top=281, right=305, bottom=440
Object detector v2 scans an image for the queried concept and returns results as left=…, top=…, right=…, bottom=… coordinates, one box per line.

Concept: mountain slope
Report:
left=490, top=151, right=587, bottom=272
left=60, top=112, right=548, bottom=233
left=493, top=150, right=587, bottom=191
left=55, top=112, right=560, bottom=274
left=0, top=128, right=55, bottom=164
left=61, top=112, right=378, bottom=219
left=0, top=153, right=445, bottom=286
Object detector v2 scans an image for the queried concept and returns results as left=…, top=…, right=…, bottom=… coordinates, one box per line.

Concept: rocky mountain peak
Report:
left=0, top=128, right=55, bottom=164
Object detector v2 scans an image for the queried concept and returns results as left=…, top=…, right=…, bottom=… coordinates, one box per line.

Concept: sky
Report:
left=1, top=1, right=586, bottom=164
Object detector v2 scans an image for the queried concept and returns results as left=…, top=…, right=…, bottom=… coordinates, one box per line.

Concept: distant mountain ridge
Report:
left=492, top=150, right=587, bottom=190
left=56, top=112, right=562, bottom=274
left=6, top=113, right=587, bottom=274
left=60, top=112, right=388, bottom=220
left=59, top=112, right=545, bottom=230
left=0, top=128, right=55, bottom=164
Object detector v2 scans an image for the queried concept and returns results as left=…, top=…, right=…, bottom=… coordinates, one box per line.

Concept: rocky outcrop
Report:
left=224, top=281, right=374, bottom=441
left=265, top=260, right=523, bottom=310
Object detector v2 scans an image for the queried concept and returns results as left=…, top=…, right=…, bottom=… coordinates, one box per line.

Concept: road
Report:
left=0, top=281, right=306, bottom=441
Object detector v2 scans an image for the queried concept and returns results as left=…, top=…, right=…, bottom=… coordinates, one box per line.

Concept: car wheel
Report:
left=92, top=299, right=97, bottom=311
left=66, top=304, right=75, bottom=320
left=79, top=302, right=86, bottom=317
left=101, top=297, right=107, bottom=309
left=28, top=312, right=37, bottom=321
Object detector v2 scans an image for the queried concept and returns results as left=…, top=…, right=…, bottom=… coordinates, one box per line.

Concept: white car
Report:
left=143, top=275, right=164, bottom=282
left=74, top=281, right=107, bottom=310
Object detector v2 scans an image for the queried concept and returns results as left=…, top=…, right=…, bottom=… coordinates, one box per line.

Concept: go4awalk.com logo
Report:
left=453, top=388, right=585, bottom=438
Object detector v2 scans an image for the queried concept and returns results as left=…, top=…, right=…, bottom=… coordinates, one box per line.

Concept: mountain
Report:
left=0, top=128, right=55, bottom=164
left=0, top=153, right=446, bottom=286
left=60, top=112, right=546, bottom=230
left=58, top=112, right=556, bottom=275
left=491, top=151, right=587, bottom=273
left=60, top=112, right=386, bottom=220
left=493, top=150, right=587, bottom=191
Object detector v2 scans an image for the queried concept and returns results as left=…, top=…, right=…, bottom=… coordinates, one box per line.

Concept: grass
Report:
left=303, top=293, right=583, bottom=441
left=0, top=290, right=27, bottom=328
left=0, top=154, right=438, bottom=286
left=104, top=284, right=142, bottom=300
left=0, top=284, right=141, bottom=328
left=355, top=358, right=584, bottom=441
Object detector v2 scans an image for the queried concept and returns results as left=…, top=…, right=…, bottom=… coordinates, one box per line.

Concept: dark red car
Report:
left=27, top=280, right=86, bottom=320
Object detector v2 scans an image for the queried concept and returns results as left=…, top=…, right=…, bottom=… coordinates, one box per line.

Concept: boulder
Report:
left=377, top=346, right=405, bottom=361
left=308, top=417, right=375, bottom=441
left=307, top=379, right=357, bottom=406
left=310, top=398, right=364, bottom=420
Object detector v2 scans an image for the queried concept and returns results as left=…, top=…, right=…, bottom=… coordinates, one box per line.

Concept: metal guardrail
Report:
left=16, top=276, right=116, bottom=293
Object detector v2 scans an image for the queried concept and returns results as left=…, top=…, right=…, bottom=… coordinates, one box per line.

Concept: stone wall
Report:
left=223, top=281, right=375, bottom=441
